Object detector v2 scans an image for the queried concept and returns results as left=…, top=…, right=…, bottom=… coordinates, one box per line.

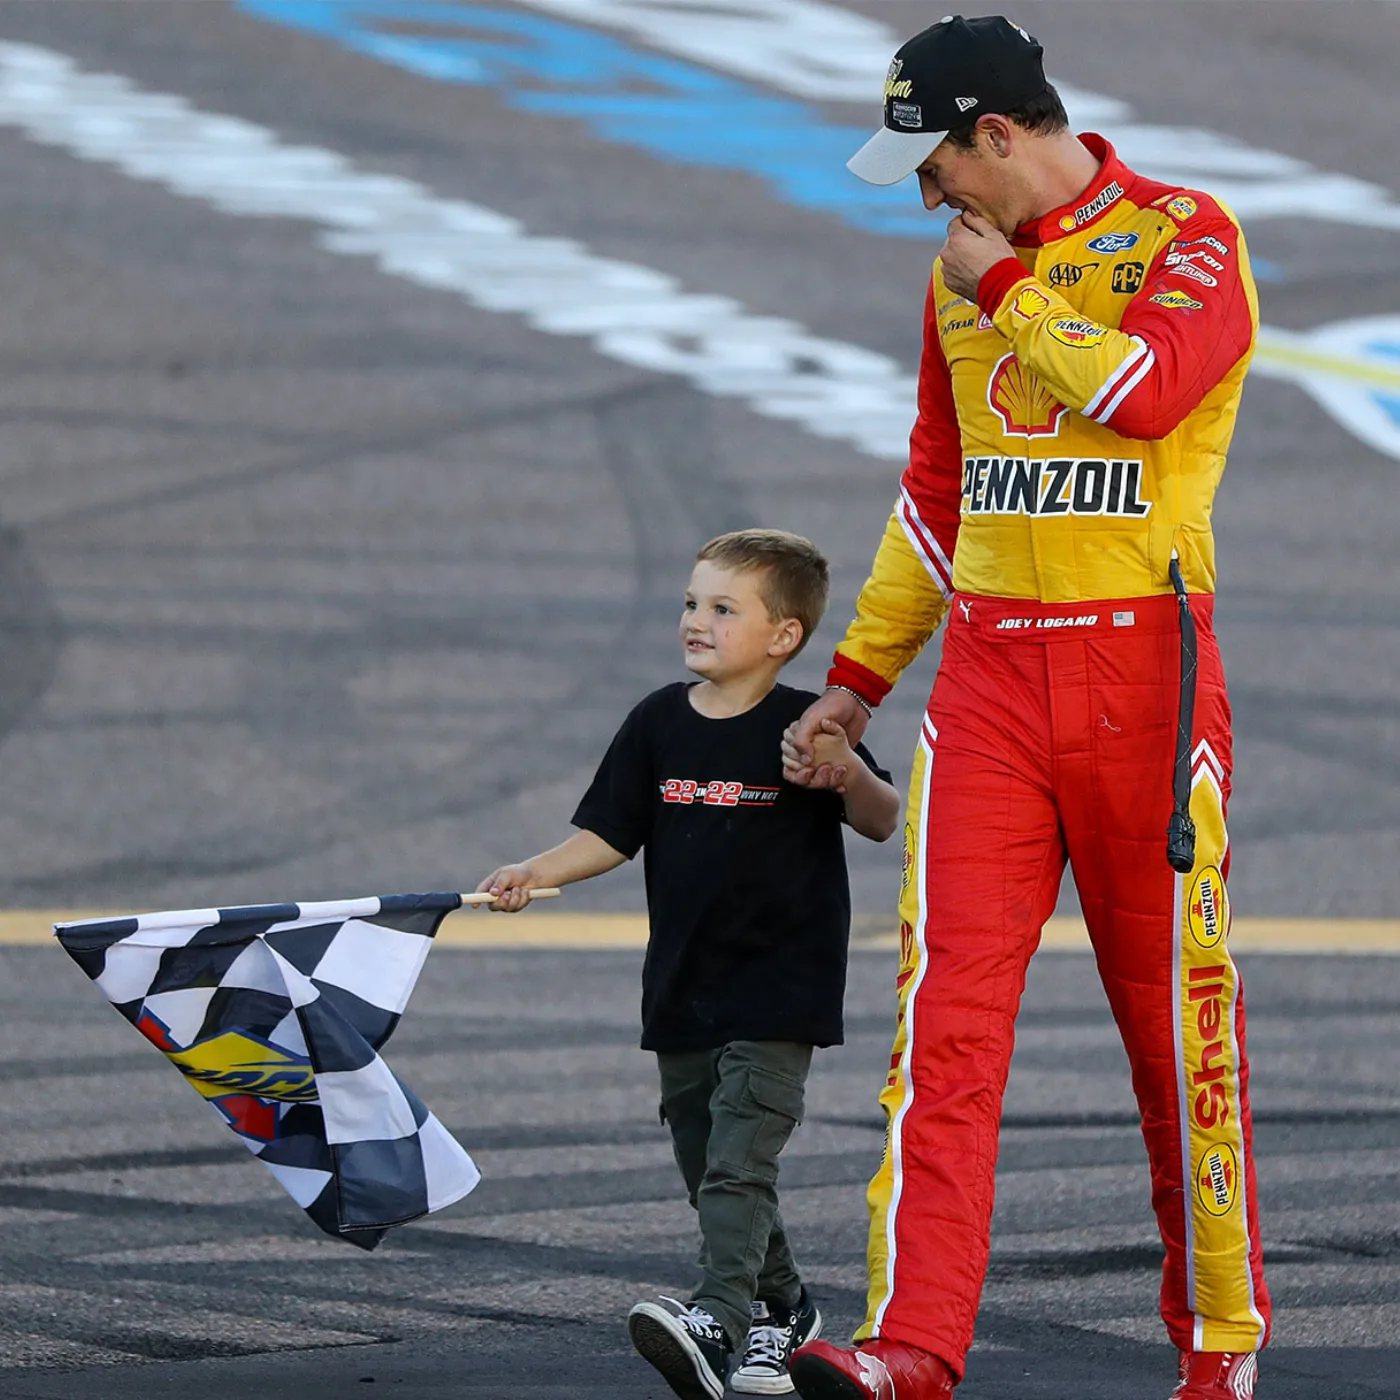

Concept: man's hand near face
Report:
left=940, top=211, right=1019, bottom=301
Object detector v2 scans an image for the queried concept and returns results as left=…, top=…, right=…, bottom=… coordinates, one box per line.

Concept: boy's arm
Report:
left=808, top=719, right=901, bottom=843
left=477, top=829, right=628, bottom=913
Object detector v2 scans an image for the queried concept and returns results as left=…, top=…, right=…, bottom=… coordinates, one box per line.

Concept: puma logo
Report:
left=856, top=1351, right=895, bottom=1399
left=958, top=599, right=972, bottom=622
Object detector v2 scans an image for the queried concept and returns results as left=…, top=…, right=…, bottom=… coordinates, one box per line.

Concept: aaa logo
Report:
left=987, top=353, right=1068, bottom=438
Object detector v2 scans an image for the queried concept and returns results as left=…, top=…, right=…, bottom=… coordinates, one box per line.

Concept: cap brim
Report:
left=846, top=126, right=947, bottom=186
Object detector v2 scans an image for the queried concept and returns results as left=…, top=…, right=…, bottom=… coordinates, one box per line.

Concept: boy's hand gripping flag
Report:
left=53, top=892, right=482, bottom=1250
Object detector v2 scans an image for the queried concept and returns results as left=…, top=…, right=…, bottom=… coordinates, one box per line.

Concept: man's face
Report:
left=679, top=561, right=793, bottom=681
left=916, top=134, right=1009, bottom=228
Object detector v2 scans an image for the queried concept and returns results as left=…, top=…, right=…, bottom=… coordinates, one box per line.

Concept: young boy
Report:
left=478, top=528, right=900, bottom=1400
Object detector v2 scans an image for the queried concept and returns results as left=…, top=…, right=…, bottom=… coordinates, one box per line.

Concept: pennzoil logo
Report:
left=962, top=456, right=1151, bottom=517
left=1196, top=1141, right=1239, bottom=1217
left=1189, top=866, right=1230, bottom=949
left=1047, top=317, right=1107, bottom=348
left=1166, top=195, right=1199, bottom=222
left=987, top=353, right=1067, bottom=437
left=1011, top=286, right=1051, bottom=322
left=1071, top=180, right=1124, bottom=227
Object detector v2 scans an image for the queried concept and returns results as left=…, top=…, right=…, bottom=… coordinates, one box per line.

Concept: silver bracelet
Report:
left=826, top=684, right=873, bottom=717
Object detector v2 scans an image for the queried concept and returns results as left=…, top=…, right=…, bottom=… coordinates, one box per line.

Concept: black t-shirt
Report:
left=572, top=682, right=890, bottom=1052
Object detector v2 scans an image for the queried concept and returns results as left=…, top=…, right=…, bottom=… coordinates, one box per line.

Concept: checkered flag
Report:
left=54, top=892, right=480, bottom=1250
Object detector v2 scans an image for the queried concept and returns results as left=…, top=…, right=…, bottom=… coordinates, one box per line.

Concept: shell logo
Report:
left=1011, top=286, right=1051, bottom=321
left=987, top=353, right=1068, bottom=438
left=1058, top=214, right=1077, bottom=232
left=1189, top=865, right=1230, bottom=949
left=1196, top=1141, right=1239, bottom=1217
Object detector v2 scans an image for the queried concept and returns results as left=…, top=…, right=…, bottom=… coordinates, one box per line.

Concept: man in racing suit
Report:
left=782, top=16, right=1271, bottom=1400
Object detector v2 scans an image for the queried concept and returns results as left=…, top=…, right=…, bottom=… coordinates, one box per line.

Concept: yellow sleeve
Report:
left=828, top=509, right=949, bottom=706
left=989, top=279, right=1147, bottom=417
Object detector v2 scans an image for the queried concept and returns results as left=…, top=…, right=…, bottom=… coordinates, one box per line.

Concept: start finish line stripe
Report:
left=6, top=911, right=1400, bottom=952
left=0, top=40, right=914, bottom=463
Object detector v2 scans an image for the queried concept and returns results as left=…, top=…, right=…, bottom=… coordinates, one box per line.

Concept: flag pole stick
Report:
left=458, top=889, right=562, bottom=906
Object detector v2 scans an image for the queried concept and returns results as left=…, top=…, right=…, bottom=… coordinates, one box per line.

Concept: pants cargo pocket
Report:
left=716, top=1067, right=806, bottom=1180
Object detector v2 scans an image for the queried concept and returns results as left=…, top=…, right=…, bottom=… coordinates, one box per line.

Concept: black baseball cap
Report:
left=847, top=15, right=1048, bottom=186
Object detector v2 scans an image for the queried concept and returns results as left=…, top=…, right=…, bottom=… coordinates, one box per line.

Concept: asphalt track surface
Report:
left=0, top=0, right=1398, bottom=1396
left=5, top=943, right=1400, bottom=1398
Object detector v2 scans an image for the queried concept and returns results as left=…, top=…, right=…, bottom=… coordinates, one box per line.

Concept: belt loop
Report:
left=1166, top=551, right=1198, bottom=873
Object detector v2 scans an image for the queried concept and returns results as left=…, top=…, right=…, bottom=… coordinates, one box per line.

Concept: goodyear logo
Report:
left=1189, top=866, right=1230, bottom=949
left=1151, top=289, right=1203, bottom=311
left=1196, top=1142, right=1239, bottom=1217
left=1047, top=317, right=1107, bottom=348
left=1011, top=286, right=1051, bottom=321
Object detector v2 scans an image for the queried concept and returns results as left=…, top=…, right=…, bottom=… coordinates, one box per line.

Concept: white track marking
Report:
left=0, top=41, right=914, bottom=462
left=514, top=0, right=1400, bottom=230
left=1, top=40, right=1397, bottom=466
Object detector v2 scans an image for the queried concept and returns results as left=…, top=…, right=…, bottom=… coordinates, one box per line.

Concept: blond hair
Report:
left=695, top=529, right=829, bottom=657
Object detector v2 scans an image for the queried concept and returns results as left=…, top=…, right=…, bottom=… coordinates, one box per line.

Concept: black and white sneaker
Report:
left=731, top=1287, right=823, bottom=1395
left=627, top=1295, right=732, bottom=1400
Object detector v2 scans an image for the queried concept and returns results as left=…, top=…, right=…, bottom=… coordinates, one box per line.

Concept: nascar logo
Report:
left=962, top=457, right=1151, bottom=517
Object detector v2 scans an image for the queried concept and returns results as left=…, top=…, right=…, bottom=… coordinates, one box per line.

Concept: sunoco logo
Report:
left=1196, top=1142, right=1239, bottom=1217
left=1189, top=866, right=1229, bottom=948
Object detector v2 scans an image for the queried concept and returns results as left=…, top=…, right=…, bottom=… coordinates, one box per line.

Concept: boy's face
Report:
left=680, top=560, right=800, bottom=681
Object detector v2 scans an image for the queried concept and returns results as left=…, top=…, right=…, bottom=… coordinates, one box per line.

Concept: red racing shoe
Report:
left=1172, top=1352, right=1260, bottom=1398
left=789, top=1338, right=955, bottom=1400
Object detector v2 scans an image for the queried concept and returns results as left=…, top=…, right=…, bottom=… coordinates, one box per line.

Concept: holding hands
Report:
left=781, top=689, right=870, bottom=789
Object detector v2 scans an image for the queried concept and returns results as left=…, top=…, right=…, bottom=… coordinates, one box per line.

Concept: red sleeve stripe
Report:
left=1084, top=338, right=1151, bottom=421
left=896, top=486, right=955, bottom=598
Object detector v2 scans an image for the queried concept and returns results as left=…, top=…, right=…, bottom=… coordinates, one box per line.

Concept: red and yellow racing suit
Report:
left=829, top=136, right=1271, bottom=1373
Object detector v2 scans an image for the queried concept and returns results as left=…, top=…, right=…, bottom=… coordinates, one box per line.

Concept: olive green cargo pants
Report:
left=655, top=1039, right=813, bottom=1349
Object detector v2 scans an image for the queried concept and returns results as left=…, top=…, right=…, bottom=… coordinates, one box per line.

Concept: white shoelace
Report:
left=744, top=1321, right=794, bottom=1367
left=660, top=1296, right=722, bottom=1337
